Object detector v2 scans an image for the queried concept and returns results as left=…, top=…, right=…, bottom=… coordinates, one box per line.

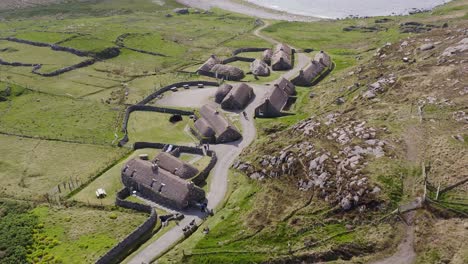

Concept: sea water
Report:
left=245, top=0, right=452, bottom=18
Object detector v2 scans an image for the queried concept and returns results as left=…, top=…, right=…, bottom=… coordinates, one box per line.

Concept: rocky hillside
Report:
left=238, top=21, right=467, bottom=263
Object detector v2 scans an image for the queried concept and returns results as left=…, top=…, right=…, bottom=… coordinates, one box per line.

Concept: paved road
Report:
left=127, top=21, right=309, bottom=264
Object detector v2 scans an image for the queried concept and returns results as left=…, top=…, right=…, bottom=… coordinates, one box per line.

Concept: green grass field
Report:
left=0, top=134, right=127, bottom=201
left=0, top=90, right=122, bottom=144
left=126, top=111, right=195, bottom=145
left=29, top=205, right=148, bottom=264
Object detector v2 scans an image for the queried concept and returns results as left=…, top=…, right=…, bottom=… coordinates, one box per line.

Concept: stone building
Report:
left=220, top=83, right=254, bottom=110
left=250, top=59, right=270, bottom=76
left=194, top=104, right=241, bottom=143
left=292, top=51, right=332, bottom=87
left=271, top=43, right=293, bottom=71
left=121, top=158, right=205, bottom=210
left=214, top=84, right=233, bottom=104
left=197, top=55, right=222, bottom=76
left=210, top=64, right=245, bottom=81
left=255, top=78, right=296, bottom=118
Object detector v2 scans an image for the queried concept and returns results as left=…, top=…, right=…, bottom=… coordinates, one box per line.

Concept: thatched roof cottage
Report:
left=153, top=152, right=199, bottom=179
left=292, top=51, right=332, bottom=87
left=291, top=60, right=325, bottom=87
left=255, top=78, right=296, bottom=118
left=271, top=43, right=293, bottom=71
left=194, top=104, right=241, bottom=143
left=210, top=64, right=245, bottom=81
left=276, top=77, right=296, bottom=96
left=198, top=55, right=222, bottom=75
left=250, top=59, right=270, bottom=76
left=220, top=83, right=254, bottom=110
left=315, top=51, right=332, bottom=68
left=215, top=84, right=233, bottom=104
left=122, top=158, right=205, bottom=209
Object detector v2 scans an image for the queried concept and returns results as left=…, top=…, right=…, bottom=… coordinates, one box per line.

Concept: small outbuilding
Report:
left=220, top=83, right=254, bottom=110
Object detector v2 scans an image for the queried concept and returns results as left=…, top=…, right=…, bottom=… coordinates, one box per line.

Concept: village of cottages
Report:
left=99, top=42, right=332, bottom=234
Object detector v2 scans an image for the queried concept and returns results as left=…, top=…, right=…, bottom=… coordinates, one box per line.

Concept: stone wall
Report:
left=222, top=56, right=256, bottom=64
left=232, top=47, right=269, bottom=56
left=138, top=81, right=219, bottom=105
left=96, top=188, right=157, bottom=264
left=118, top=81, right=219, bottom=146
left=32, top=59, right=97, bottom=77
left=0, top=58, right=36, bottom=67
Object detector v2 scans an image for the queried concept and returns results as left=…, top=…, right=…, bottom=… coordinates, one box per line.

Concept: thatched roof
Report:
left=221, top=83, right=254, bottom=110
left=267, top=84, right=289, bottom=113
left=122, top=158, right=204, bottom=207
left=275, top=43, right=292, bottom=56
left=211, top=64, right=245, bottom=81
left=276, top=77, right=296, bottom=96
left=198, top=55, right=222, bottom=73
left=271, top=50, right=292, bottom=71
left=153, top=152, right=199, bottom=179
left=291, top=60, right=325, bottom=86
left=250, top=59, right=270, bottom=76
left=197, top=104, right=241, bottom=143
left=314, top=51, right=332, bottom=68
left=215, top=84, right=233, bottom=104
left=262, top=49, right=273, bottom=65
left=194, top=118, right=215, bottom=138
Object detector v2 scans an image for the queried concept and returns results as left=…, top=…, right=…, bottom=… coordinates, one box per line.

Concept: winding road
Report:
left=126, top=20, right=310, bottom=264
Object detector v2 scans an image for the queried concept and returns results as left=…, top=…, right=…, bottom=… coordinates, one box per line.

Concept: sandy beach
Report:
left=175, top=0, right=320, bottom=22
left=176, top=0, right=453, bottom=20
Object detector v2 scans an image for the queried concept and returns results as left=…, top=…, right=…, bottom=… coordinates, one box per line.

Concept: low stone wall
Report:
left=118, top=81, right=219, bottom=146
left=0, top=58, right=36, bottom=67
left=115, top=188, right=152, bottom=213
left=51, top=44, right=91, bottom=57
left=138, top=81, right=219, bottom=105
left=96, top=188, right=157, bottom=264
left=222, top=56, right=256, bottom=64
left=32, top=59, right=96, bottom=77
left=4, top=37, right=50, bottom=47
left=115, top=33, right=166, bottom=57
left=119, top=105, right=195, bottom=146
left=232, top=47, right=269, bottom=56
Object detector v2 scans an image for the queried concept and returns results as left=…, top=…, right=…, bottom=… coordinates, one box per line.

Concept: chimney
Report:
left=150, top=179, right=157, bottom=188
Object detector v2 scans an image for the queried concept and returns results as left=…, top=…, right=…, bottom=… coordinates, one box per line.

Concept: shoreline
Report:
left=176, top=0, right=455, bottom=21
left=174, top=0, right=322, bottom=22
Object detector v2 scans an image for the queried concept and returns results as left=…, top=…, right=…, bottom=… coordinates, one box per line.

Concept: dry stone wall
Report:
left=96, top=188, right=157, bottom=264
